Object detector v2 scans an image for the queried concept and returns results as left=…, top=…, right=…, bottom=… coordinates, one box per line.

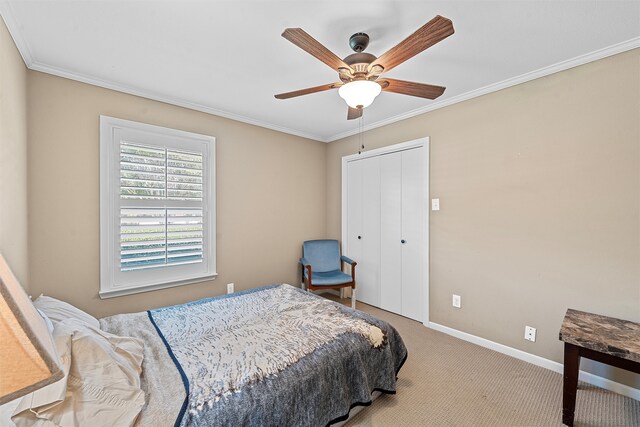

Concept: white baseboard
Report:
left=428, top=322, right=640, bottom=401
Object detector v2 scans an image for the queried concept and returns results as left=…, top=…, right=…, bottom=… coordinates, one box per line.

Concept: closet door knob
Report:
left=401, top=239, right=406, bottom=244
left=357, top=236, right=362, bottom=240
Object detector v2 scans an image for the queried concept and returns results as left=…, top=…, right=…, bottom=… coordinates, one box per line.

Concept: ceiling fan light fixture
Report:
left=338, top=80, right=381, bottom=109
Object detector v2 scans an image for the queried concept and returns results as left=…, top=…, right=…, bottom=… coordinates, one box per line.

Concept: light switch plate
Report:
left=431, top=198, right=440, bottom=211
left=227, top=283, right=234, bottom=294
left=452, top=294, right=461, bottom=308
left=524, top=326, right=536, bottom=342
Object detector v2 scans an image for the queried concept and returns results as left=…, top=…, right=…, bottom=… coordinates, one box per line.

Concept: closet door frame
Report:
left=341, top=137, right=430, bottom=325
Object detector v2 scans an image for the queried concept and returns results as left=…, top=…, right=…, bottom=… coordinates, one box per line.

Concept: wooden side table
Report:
left=559, top=309, right=640, bottom=426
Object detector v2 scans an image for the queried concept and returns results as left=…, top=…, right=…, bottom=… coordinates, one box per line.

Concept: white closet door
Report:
left=342, top=138, right=428, bottom=322
left=401, top=147, right=424, bottom=321
left=379, top=151, right=402, bottom=314
left=358, top=156, right=381, bottom=306
left=346, top=160, right=363, bottom=288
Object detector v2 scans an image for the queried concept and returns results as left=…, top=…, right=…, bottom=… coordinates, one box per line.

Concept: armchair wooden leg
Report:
left=351, top=288, right=356, bottom=309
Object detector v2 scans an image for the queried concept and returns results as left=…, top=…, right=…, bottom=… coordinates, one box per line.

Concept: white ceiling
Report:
left=2, top=1, right=639, bottom=142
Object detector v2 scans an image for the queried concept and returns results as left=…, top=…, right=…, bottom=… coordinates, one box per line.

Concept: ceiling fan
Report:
left=275, top=15, right=454, bottom=120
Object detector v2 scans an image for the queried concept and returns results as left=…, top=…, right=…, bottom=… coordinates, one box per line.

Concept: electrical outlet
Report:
left=452, top=294, right=461, bottom=308
left=227, top=283, right=234, bottom=294
left=431, top=198, right=440, bottom=211
left=524, top=326, right=536, bottom=342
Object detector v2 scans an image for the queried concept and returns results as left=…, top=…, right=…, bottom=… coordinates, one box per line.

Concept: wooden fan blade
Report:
left=282, top=28, right=353, bottom=73
left=275, top=82, right=342, bottom=99
left=347, top=107, right=363, bottom=120
left=379, top=78, right=445, bottom=99
left=369, top=15, right=454, bottom=75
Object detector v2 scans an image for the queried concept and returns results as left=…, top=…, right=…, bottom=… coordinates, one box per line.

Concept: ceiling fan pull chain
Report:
left=357, top=115, right=363, bottom=154
left=360, top=115, right=365, bottom=153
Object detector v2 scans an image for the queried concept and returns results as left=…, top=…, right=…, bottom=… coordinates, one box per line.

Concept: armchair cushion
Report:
left=302, top=240, right=341, bottom=273
left=304, top=269, right=353, bottom=286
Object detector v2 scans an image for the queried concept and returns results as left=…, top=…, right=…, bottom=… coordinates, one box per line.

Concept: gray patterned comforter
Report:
left=101, top=284, right=407, bottom=427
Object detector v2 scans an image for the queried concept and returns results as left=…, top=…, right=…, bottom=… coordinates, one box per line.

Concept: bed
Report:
left=11, top=284, right=406, bottom=426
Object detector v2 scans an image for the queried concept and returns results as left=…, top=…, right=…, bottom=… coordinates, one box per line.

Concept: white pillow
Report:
left=33, top=295, right=100, bottom=329
left=12, top=319, right=145, bottom=427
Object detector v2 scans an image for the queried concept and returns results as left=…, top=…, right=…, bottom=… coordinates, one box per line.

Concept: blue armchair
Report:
left=300, top=239, right=357, bottom=309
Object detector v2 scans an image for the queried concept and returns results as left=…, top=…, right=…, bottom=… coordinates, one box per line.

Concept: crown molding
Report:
left=2, top=2, right=638, bottom=144
left=26, top=59, right=324, bottom=142
left=0, top=1, right=34, bottom=66
left=326, top=37, right=640, bottom=142
left=1, top=3, right=322, bottom=142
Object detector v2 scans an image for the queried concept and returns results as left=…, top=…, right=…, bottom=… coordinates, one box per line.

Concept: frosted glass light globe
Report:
left=338, top=80, right=382, bottom=109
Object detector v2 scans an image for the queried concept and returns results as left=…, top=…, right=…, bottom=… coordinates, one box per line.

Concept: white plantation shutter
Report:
left=118, top=143, right=205, bottom=272
left=167, top=149, right=204, bottom=200
left=120, top=208, right=167, bottom=271
left=100, top=117, right=216, bottom=298
left=119, top=207, right=205, bottom=271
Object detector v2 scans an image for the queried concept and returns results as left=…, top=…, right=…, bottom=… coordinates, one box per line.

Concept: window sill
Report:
left=99, top=273, right=218, bottom=299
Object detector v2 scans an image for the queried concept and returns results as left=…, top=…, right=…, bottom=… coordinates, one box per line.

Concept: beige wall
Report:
left=327, top=49, right=640, bottom=388
left=0, top=18, right=28, bottom=287
left=27, top=71, right=326, bottom=318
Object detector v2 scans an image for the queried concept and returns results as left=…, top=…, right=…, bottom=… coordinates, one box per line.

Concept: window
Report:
left=100, top=116, right=216, bottom=298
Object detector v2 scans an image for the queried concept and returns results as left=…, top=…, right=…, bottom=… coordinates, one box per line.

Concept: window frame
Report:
left=99, top=115, right=216, bottom=299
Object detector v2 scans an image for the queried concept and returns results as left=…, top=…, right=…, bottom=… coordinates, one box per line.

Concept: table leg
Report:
left=562, top=343, right=580, bottom=426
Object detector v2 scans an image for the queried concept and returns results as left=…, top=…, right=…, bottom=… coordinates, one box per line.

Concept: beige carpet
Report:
left=326, top=295, right=640, bottom=427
